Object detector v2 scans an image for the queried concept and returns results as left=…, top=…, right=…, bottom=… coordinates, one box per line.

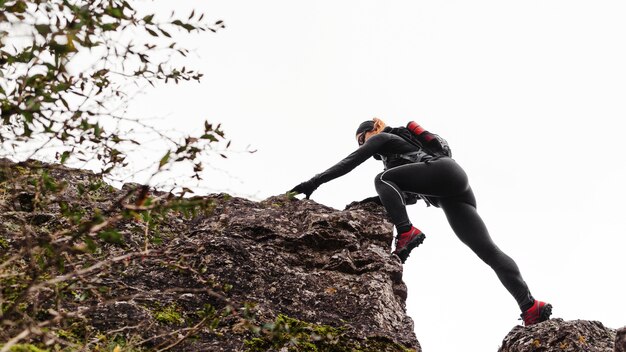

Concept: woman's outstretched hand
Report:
left=289, top=180, right=318, bottom=199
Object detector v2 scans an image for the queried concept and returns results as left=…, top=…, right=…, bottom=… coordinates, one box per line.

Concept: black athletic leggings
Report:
left=374, top=157, right=534, bottom=311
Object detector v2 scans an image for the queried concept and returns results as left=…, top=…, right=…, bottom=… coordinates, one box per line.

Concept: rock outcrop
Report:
left=0, top=159, right=418, bottom=351
left=185, top=195, right=418, bottom=351
left=499, top=319, right=623, bottom=352
left=2, top=159, right=623, bottom=351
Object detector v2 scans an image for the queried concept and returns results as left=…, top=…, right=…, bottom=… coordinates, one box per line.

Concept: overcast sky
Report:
left=103, top=1, right=626, bottom=350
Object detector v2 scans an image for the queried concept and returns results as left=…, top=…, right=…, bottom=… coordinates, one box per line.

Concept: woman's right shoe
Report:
left=393, top=226, right=425, bottom=263
left=520, top=300, right=552, bottom=326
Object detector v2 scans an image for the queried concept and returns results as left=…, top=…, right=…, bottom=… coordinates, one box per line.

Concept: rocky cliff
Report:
left=1, top=159, right=623, bottom=352
left=0, top=159, right=418, bottom=351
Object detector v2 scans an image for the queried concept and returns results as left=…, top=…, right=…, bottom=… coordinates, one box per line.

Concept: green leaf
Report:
left=146, top=27, right=159, bottom=37
left=52, top=82, right=71, bottom=93
left=105, top=6, right=124, bottom=19
left=60, top=151, right=70, bottom=164
left=143, top=14, right=155, bottom=23
left=59, top=97, right=70, bottom=109
left=171, top=20, right=196, bottom=32
left=122, top=0, right=134, bottom=11
left=23, top=121, right=32, bottom=137
left=7, top=0, right=27, bottom=13
left=93, top=123, right=102, bottom=138
left=101, top=22, right=120, bottom=31
left=35, top=24, right=51, bottom=36
left=159, top=28, right=171, bottom=38
left=23, top=110, right=33, bottom=123
left=159, top=151, right=170, bottom=168
left=200, top=134, right=218, bottom=142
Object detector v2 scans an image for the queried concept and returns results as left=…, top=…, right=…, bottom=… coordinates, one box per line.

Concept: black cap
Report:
left=355, top=120, right=375, bottom=135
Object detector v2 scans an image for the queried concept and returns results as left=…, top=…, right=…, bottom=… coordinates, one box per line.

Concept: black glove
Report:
left=289, top=180, right=318, bottom=199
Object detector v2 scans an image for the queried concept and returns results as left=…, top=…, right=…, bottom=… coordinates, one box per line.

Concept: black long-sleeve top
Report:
left=310, top=128, right=432, bottom=187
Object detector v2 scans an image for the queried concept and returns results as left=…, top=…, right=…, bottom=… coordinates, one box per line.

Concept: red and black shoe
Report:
left=393, top=226, right=425, bottom=263
left=520, top=300, right=552, bottom=326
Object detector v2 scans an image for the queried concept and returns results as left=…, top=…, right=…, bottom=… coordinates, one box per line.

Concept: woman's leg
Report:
left=438, top=189, right=535, bottom=311
left=374, top=158, right=468, bottom=233
left=374, top=158, right=535, bottom=310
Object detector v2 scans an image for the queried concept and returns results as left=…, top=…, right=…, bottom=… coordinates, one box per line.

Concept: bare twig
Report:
left=155, top=315, right=211, bottom=352
left=0, top=328, right=31, bottom=352
left=27, top=251, right=153, bottom=293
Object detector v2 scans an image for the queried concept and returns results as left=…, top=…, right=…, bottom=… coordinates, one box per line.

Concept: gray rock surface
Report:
left=180, top=194, right=419, bottom=350
left=0, top=159, right=419, bottom=351
left=499, top=318, right=618, bottom=352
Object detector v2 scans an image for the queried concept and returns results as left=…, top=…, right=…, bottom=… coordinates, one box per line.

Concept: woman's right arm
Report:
left=289, top=134, right=388, bottom=198
left=309, top=133, right=387, bottom=187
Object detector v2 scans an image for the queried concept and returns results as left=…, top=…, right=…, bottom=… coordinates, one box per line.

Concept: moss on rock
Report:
left=0, top=236, right=9, bottom=249
left=153, top=303, right=185, bottom=325
left=0, top=344, right=48, bottom=352
left=244, top=314, right=415, bottom=352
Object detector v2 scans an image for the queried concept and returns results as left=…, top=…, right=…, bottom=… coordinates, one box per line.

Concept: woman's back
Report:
left=370, top=130, right=433, bottom=169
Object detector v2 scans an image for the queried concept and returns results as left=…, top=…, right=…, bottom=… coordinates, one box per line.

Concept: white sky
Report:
left=88, top=1, right=626, bottom=350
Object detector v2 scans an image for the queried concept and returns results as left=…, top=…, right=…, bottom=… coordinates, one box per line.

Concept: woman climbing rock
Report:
left=289, top=117, right=552, bottom=326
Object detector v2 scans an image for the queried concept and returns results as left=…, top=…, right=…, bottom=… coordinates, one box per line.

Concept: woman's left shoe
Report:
left=520, top=300, right=552, bottom=326
left=393, top=226, right=425, bottom=263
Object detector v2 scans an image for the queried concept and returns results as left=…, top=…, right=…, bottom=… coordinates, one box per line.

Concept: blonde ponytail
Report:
left=372, top=117, right=387, bottom=134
